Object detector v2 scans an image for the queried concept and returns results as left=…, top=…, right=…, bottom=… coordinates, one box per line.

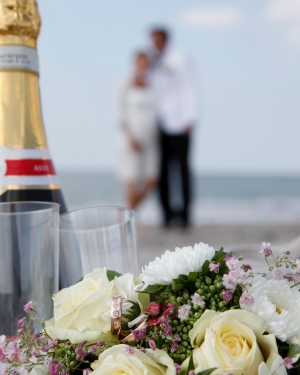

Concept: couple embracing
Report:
left=118, top=27, right=199, bottom=228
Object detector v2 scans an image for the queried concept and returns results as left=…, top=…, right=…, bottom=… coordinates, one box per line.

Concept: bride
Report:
left=117, top=52, right=158, bottom=210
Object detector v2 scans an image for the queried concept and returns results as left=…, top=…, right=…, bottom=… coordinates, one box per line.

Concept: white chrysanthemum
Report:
left=240, top=275, right=300, bottom=343
left=139, top=243, right=215, bottom=288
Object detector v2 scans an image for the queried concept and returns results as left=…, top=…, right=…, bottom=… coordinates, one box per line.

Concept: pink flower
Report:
left=239, top=291, right=254, bottom=306
left=131, top=328, right=146, bottom=341
left=222, top=290, right=233, bottom=302
left=244, top=264, right=252, bottom=271
left=235, top=269, right=247, bottom=283
left=191, top=293, right=205, bottom=306
left=0, top=350, right=6, bottom=362
left=18, top=319, right=25, bottom=327
left=75, top=346, right=86, bottom=359
left=148, top=339, right=156, bottom=351
left=48, top=339, right=59, bottom=348
left=188, top=371, right=195, bottom=375
left=4, top=340, right=21, bottom=361
left=146, top=302, right=160, bottom=316
left=178, top=304, right=191, bottom=321
left=24, top=301, right=34, bottom=314
left=222, top=274, right=237, bottom=290
left=175, top=363, right=181, bottom=373
left=272, top=267, right=283, bottom=280
left=226, top=257, right=240, bottom=270
left=284, top=357, right=293, bottom=369
left=17, top=328, right=25, bottom=335
left=162, top=303, right=177, bottom=319
left=209, top=263, right=220, bottom=272
left=82, top=369, right=92, bottom=375
left=171, top=343, right=179, bottom=350
left=96, top=341, right=103, bottom=346
left=223, top=269, right=247, bottom=290
left=259, top=242, right=272, bottom=256
left=174, top=334, right=181, bottom=342
left=122, top=346, right=135, bottom=355
left=160, top=319, right=172, bottom=335
left=49, top=363, right=60, bottom=375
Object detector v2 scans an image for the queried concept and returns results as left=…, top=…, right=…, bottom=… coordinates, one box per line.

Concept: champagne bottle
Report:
left=0, top=0, right=67, bottom=212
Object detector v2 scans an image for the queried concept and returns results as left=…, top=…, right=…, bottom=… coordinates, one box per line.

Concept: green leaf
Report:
left=288, top=343, right=300, bottom=359
left=187, top=353, right=195, bottom=372
left=212, top=248, right=229, bottom=263
left=174, top=274, right=189, bottom=283
left=188, top=272, right=198, bottom=283
left=107, top=270, right=122, bottom=281
left=142, top=284, right=167, bottom=294
left=201, top=260, right=210, bottom=275
left=218, top=263, right=228, bottom=276
left=157, top=336, right=163, bottom=349
left=197, top=368, right=217, bottom=375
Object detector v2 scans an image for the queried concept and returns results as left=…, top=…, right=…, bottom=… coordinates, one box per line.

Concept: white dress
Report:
left=118, top=84, right=158, bottom=182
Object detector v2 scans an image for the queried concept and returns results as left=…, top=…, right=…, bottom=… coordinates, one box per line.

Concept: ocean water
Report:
left=59, top=172, right=300, bottom=225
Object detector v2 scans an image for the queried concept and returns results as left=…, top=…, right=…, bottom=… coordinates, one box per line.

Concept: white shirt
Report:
left=149, top=48, right=199, bottom=135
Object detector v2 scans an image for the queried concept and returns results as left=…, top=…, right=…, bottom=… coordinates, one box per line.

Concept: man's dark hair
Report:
left=151, top=27, right=169, bottom=41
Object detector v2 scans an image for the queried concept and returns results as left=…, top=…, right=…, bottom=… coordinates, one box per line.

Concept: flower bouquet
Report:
left=2, top=242, right=300, bottom=375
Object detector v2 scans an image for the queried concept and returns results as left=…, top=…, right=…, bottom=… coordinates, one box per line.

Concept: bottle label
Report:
left=0, top=46, right=39, bottom=74
left=0, top=147, right=61, bottom=195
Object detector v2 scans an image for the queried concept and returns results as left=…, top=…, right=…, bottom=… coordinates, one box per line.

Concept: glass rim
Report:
left=0, top=201, right=60, bottom=215
left=60, top=205, right=135, bottom=232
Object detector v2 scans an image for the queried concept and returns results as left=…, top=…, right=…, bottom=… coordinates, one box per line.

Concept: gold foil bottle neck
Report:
left=0, top=0, right=47, bottom=150
left=0, top=0, right=40, bottom=48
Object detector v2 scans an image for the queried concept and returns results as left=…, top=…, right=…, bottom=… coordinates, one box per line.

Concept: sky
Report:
left=37, top=0, right=300, bottom=175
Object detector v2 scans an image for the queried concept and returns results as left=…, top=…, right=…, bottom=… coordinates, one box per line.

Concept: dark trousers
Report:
left=159, top=129, right=191, bottom=223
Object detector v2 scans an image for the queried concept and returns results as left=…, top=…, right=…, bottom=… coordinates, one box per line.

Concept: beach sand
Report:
left=137, top=223, right=300, bottom=270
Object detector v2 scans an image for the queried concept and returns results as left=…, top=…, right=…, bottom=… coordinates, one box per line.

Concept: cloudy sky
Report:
left=37, top=0, right=300, bottom=175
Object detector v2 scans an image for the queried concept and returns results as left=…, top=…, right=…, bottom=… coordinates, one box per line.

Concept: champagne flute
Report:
left=59, top=206, right=139, bottom=288
left=0, top=202, right=59, bottom=337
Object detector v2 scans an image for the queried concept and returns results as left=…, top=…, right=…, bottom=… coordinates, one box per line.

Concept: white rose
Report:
left=46, top=268, right=144, bottom=344
left=30, top=365, right=48, bottom=375
left=91, top=344, right=176, bottom=375
left=258, top=354, right=287, bottom=375
left=184, top=309, right=279, bottom=375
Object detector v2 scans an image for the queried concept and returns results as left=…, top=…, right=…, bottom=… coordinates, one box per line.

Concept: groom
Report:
left=148, top=27, right=199, bottom=228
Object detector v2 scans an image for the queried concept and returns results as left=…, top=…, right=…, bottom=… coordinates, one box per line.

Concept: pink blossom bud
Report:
left=209, top=263, right=220, bottom=272
left=148, top=339, right=156, bottom=351
left=24, top=301, right=34, bottom=314
left=284, top=357, right=293, bottom=369
left=222, top=290, right=233, bottom=302
left=146, top=302, right=160, bottom=316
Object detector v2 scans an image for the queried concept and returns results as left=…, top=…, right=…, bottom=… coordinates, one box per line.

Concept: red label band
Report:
left=5, top=159, right=56, bottom=176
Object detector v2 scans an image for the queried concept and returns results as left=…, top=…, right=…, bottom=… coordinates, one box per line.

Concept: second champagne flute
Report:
left=59, top=206, right=139, bottom=288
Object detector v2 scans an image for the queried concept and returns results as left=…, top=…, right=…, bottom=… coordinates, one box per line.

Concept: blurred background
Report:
left=37, top=0, right=300, bottom=255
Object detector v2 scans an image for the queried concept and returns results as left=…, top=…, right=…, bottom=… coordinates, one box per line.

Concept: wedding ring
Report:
left=111, top=295, right=122, bottom=336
